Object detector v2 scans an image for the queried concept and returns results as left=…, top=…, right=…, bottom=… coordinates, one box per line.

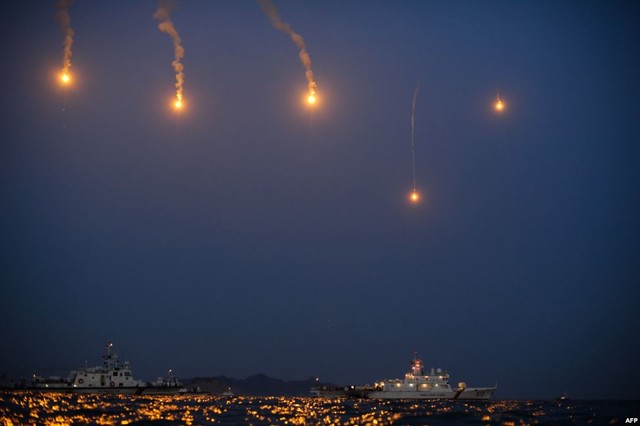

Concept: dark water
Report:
left=1, top=392, right=638, bottom=425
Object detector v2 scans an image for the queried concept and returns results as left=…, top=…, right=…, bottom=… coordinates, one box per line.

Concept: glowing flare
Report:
left=495, top=96, right=505, bottom=112
left=307, top=93, right=316, bottom=104
left=410, top=191, right=420, bottom=203
left=174, top=99, right=183, bottom=109
left=60, top=73, right=70, bottom=84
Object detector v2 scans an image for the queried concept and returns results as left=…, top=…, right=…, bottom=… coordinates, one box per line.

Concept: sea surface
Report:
left=1, top=392, right=638, bottom=425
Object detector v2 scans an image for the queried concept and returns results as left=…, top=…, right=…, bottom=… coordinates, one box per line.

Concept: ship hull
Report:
left=30, top=385, right=146, bottom=395
left=367, top=390, right=454, bottom=400
left=367, top=386, right=496, bottom=400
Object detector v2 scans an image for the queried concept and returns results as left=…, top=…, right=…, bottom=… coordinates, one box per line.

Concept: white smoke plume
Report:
left=410, top=82, right=420, bottom=192
left=55, top=0, right=74, bottom=75
left=154, top=0, right=185, bottom=103
left=257, top=0, right=316, bottom=95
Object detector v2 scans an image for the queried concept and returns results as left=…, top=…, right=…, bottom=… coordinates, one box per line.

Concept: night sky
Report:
left=2, top=1, right=639, bottom=400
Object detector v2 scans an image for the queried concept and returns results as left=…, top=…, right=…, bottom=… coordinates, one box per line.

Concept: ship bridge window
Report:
left=125, top=372, right=131, bottom=377
left=113, top=372, right=118, bottom=377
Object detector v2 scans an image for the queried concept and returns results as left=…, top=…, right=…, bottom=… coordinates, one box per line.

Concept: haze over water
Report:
left=1, top=0, right=639, bottom=402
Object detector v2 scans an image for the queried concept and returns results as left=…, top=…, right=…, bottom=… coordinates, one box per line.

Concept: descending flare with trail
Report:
left=154, top=0, right=185, bottom=110
left=257, top=0, right=317, bottom=105
left=409, top=82, right=420, bottom=204
left=55, top=0, right=74, bottom=85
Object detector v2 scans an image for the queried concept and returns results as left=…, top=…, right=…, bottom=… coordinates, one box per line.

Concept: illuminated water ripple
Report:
left=0, top=392, right=635, bottom=425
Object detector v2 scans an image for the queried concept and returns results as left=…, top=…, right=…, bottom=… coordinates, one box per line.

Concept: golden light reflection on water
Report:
left=2, top=393, right=405, bottom=425
left=247, top=397, right=401, bottom=425
left=0, top=392, right=618, bottom=425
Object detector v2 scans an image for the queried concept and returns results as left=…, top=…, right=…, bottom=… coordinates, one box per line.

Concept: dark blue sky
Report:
left=1, top=1, right=639, bottom=399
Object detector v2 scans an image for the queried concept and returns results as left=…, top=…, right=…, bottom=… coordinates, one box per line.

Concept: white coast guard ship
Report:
left=31, top=343, right=184, bottom=395
left=366, top=353, right=496, bottom=400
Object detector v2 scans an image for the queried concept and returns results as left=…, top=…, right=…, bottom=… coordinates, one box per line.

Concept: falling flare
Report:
left=257, top=0, right=317, bottom=105
left=409, top=82, right=420, bottom=203
left=410, top=191, right=420, bottom=203
left=55, top=0, right=74, bottom=86
left=154, top=0, right=185, bottom=112
left=495, top=94, right=505, bottom=112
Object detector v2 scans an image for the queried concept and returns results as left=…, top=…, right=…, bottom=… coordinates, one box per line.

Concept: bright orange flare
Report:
left=307, top=93, right=316, bottom=105
left=410, top=191, right=420, bottom=203
left=60, top=73, right=70, bottom=84
left=174, top=99, right=183, bottom=109
left=494, top=97, right=505, bottom=112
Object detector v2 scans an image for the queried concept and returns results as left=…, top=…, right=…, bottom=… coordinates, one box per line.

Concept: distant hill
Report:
left=182, top=374, right=340, bottom=396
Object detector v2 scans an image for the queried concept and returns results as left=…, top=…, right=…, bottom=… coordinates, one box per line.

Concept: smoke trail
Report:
left=154, top=0, right=185, bottom=105
left=410, top=82, right=420, bottom=192
left=257, top=0, right=316, bottom=97
left=55, top=0, right=74, bottom=77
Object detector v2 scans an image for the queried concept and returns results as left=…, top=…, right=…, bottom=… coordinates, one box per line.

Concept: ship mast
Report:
left=411, top=352, right=424, bottom=376
left=103, top=342, right=119, bottom=370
